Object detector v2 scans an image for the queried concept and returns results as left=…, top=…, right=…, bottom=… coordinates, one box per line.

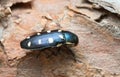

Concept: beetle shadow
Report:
left=36, top=46, right=77, bottom=61
left=16, top=46, right=79, bottom=77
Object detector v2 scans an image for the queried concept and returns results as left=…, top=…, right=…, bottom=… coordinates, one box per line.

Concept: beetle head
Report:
left=63, top=31, right=78, bottom=46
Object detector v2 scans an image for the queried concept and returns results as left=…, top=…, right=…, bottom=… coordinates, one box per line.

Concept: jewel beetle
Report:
left=20, top=29, right=79, bottom=50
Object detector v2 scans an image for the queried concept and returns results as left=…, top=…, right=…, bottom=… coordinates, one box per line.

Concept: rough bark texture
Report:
left=89, top=0, right=120, bottom=15
left=0, top=0, right=120, bottom=77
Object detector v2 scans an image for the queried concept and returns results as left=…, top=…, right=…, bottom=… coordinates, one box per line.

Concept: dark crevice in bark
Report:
left=10, top=2, right=32, bottom=10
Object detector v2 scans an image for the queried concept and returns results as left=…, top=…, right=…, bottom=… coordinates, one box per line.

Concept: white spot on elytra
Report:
left=38, top=39, right=42, bottom=44
left=58, top=30, right=62, bottom=32
left=47, top=30, right=51, bottom=33
left=48, top=38, right=54, bottom=43
left=59, top=35, right=64, bottom=39
left=27, top=41, right=31, bottom=47
left=37, top=33, right=40, bottom=35
left=26, top=36, right=30, bottom=39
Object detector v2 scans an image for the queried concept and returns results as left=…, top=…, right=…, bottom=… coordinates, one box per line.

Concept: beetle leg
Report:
left=44, top=47, right=61, bottom=58
left=64, top=46, right=77, bottom=62
left=51, top=47, right=63, bottom=56
left=51, top=47, right=62, bottom=56
left=42, top=48, right=57, bottom=58
left=56, top=47, right=62, bottom=55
